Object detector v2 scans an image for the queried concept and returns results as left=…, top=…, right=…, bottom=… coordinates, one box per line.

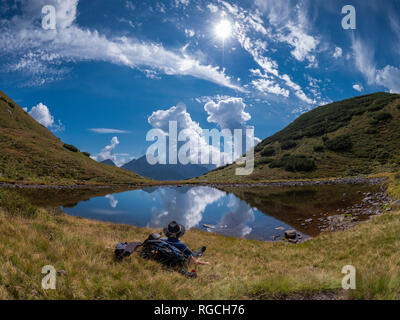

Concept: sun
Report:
left=214, top=20, right=232, bottom=40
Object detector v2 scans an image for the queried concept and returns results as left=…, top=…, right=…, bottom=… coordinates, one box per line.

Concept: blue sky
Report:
left=0, top=0, right=399, bottom=166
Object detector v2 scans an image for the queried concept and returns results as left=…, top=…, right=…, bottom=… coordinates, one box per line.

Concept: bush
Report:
left=270, top=155, right=316, bottom=172
left=281, top=141, right=297, bottom=150
left=397, top=104, right=400, bottom=110
left=366, top=128, right=377, bottom=134
left=82, top=152, right=91, bottom=157
left=374, top=112, right=392, bottom=122
left=260, top=146, right=275, bottom=157
left=313, top=145, right=324, bottom=152
left=325, top=135, right=352, bottom=151
left=256, top=157, right=273, bottom=166
left=63, top=144, right=79, bottom=152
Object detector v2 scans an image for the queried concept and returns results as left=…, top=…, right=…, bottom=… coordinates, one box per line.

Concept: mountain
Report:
left=101, top=159, right=116, bottom=166
left=0, top=90, right=152, bottom=185
left=195, top=92, right=400, bottom=183
left=122, top=155, right=212, bottom=180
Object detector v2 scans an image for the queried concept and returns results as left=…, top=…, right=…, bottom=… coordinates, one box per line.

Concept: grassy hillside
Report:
left=196, top=92, right=400, bottom=183
left=0, top=90, right=152, bottom=185
left=0, top=181, right=399, bottom=299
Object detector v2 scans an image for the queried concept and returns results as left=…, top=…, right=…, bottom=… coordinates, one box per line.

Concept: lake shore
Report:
left=0, top=176, right=388, bottom=190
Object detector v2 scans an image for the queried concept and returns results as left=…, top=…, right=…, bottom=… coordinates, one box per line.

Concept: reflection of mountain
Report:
left=221, top=184, right=381, bottom=236
left=122, top=155, right=214, bottom=181
left=148, top=186, right=225, bottom=229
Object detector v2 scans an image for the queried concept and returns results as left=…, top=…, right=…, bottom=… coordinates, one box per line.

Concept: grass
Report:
left=0, top=184, right=399, bottom=300
left=0, top=90, right=153, bottom=186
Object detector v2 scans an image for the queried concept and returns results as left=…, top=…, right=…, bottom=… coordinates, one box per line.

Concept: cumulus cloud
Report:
left=352, top=84, right=364, bottom=92
left=0, top=0, right=241, bottom=91
left=91, top=136, right=131, bottom=166
left=26, top=102, right=64, bottom=131
left=333, top=47, right=343, bottom=59
left=204, top=97, right=251, bottom=129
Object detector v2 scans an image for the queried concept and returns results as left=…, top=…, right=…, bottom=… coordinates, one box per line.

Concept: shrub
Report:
left=281, top=141, right=297, bottom=150
left=256, top=157, right=273, bottom=166
left=325, top=134, right=352, bottom=151
left=397, top=104, right=400, bottom=110
left=82, top=152, right=91, bottom=157
left=260, top=146, right=275, bottom=157
left=63, top=144, right=79, bottom=152
left=374, top=112, right=392, bottom=122
left=313, top=145, right=324, bottom=152
left=270, top=155, right=316, bottom=172
left=366, top=128, right=377, bottom=134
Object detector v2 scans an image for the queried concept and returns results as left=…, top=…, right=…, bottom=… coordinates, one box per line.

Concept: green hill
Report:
left=196, top=92, right=400, bottom=183
left=0, top=90, right=152, bottom=185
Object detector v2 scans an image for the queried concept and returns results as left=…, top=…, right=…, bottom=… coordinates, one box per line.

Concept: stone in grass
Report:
left=391, top=200, right=400, bottom=211
left=284, top=230, right=297, bottom=239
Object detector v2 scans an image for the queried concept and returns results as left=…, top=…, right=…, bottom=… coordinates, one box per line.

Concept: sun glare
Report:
left=215, top=20, right=232, bottom=40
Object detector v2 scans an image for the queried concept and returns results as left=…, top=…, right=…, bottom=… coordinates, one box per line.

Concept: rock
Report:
left=288, top=239, right=298, bottom=244
left=391, top=200, right=400, bottom=210
left=275, top=226, right=285, bottom=230
left=202, top=224, right=215, bottom=229
left=305, top=218, right=313, bottom=223
left=57, top=270, right=67, bottom=276
left=284, top=230, right=297, bottom=239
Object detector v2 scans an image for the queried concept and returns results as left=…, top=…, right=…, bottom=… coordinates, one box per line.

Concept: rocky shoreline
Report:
left=281, top=186, right=396, bottom=244
left=0, top=176, right=387, bottom=190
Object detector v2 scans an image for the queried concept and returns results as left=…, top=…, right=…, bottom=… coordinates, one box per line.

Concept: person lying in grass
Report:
left=162, top=221, right=210, bottom=266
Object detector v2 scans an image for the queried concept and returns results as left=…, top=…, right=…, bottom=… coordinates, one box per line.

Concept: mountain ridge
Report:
left=0, top=89, right=152, bottom=185
left=195, top=92, right=400, bottom=183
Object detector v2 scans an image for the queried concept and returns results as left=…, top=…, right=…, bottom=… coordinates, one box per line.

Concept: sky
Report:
left=0, top=0, right=399, bottom=166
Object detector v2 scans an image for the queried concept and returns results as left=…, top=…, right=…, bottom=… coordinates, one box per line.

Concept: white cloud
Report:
left=0, top=0, right=242, bottom=91
left=28, top=102, right=54, bottom=127
left=26, top=102, right=64, bottom=131
left=376, top=65, right=400, bottom=93
left=91, top=136, right=130, bottom=166
left=204, top=97, right=251, bottom=129
left=352, top=84, right=364, bottom=92
left=207, top=3, right=218, bottom=13
left=184, top=29, right=195, bottom=37
left=352, top=37, right=400, bottom=93
left=333, top=47, right=343, bottom=59
left=88, top=128, right=132, bottom=134
left=352, top=38, right=376, bottom=84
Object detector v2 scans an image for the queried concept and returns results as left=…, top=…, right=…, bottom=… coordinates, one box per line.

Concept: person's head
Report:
left=164, top=221, right=185, bottom=239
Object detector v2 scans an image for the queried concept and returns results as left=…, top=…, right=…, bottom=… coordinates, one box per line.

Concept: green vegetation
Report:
left=0, top=184, right=399, bottom=299
left=270, top=155, right=316, bottom=172
left=281, top=141, right=297, bottom=150
left=196, top=92, right=400, bottom=183
left=260, top=146, right=275, bottom=157
left=0, top=90, right=153, bottom=185
left=63, top=144, right=79, bottom=153
left=324, top=135, right=352, bottom=152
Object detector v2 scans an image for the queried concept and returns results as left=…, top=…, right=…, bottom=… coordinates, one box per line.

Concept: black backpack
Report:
left=114, top=242, right=142, bottom=261
left=140, top=238, right=190, bottom=268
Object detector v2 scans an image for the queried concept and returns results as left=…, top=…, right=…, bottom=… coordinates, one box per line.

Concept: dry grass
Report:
left=0, top=197, right=399, bottom=300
